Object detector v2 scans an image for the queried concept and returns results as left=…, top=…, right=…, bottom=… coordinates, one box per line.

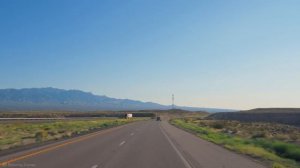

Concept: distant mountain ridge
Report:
left=0, top=88, right=233, bottom=112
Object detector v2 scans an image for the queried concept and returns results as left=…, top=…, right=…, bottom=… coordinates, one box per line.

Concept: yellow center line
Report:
left=0, top=125, right=124, bottom=167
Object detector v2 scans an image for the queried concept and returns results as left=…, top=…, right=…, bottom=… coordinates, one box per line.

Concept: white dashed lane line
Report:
left=91, top=165, right=98, bottom=168
left=119, top=141, right=126, bottom=146
left=130, top=133, right=134, bottom=136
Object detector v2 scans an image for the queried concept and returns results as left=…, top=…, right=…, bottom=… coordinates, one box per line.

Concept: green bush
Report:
left=251, top=131, right=266, bottom=139
left=273, top=142, right=289, bottom=155
left=102, top=123, right=109, bottom=127
left=257, top=140, right=300, bottom=161
left=212, top=122, right=224, bottom=129
left=286, top=148, right=300, bottom=161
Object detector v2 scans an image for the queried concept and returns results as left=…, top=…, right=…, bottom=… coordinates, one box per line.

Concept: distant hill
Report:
left=0, top=88, right=232, bottom=112
left=240, top=108, right=300, bottom=113
left=207, top=108, right=300, bottom=127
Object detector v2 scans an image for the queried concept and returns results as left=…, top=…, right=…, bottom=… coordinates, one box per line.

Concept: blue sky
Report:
left=0, top=0, right=300, bottom=109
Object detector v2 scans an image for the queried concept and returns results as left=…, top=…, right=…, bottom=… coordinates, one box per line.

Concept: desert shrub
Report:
left=183, top=118, right=193, bottom=123
left=289, top=134, right=299, bottom=141
left=252, top=131, right=266, bottom=139
left=35, top=131, right=48, bottom=142
left=58, top=130, right=65, bottom=134
left=48, top=131, right=57, bottom=136
left=43, top=127, right=51, bottom=131
left=102, top=123, right=109, bottom=127
left=274, top=134, right=290, bottom=141
left=63, top=131, right=73, bottom=138
left=197, top=129, right=209, bottom=135
left=212, top=122, right=224, bottom=129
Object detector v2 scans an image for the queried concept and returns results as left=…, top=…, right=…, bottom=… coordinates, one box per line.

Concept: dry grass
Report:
left=193, top=119, right=300, bottom=144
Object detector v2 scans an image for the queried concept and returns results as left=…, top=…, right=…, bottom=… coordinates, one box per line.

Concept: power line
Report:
left=172, top=94, right=174, bottom=109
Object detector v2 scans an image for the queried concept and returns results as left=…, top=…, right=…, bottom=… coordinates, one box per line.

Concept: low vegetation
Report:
left=170, top=118, right=300, bottom=168
left=0, top=118, right=142, bottom=151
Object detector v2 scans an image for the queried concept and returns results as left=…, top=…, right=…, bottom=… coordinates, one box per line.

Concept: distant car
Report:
left=156, top=117, right=161, bottom=121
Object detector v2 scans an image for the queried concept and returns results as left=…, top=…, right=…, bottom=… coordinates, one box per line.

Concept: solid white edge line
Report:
left=160, top=123, right=193, bottom=168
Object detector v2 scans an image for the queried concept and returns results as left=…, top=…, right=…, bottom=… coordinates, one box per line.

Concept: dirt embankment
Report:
left=207, top=108, right=300, bottom=127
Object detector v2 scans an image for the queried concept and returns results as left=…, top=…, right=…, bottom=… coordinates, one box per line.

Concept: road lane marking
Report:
left=130, top=133, right=134, bottom=136
left=0, top=126, right=124, bottom=167
left=91, top=165, right=98, bottom=168
left=119, top=141, right=126, bottom=146
left=160, top=124, right=193, bottom=168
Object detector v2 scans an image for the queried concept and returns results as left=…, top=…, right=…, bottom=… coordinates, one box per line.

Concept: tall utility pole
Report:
left=172, top=94, right=175, bottom=109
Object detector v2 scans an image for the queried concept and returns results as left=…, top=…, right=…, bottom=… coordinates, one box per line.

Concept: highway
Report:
left=0, top=120, right=266, bottom=168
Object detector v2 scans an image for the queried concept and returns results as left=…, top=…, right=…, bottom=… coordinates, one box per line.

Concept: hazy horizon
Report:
left=1, top=1, right=300, bottom=110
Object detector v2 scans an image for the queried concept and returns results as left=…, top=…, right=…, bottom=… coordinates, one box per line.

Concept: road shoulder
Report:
left=160, top=121, right=266, bottom=168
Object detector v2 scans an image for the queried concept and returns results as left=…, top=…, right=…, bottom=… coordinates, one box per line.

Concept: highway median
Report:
left=0, top=118, right=145, bottom=154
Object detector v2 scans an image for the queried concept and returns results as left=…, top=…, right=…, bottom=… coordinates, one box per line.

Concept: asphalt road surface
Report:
left=0, top=120, right=266, bottom=168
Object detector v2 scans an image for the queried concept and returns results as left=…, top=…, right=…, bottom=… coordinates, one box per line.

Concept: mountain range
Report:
left=0, top=88, right=233, bottom=112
